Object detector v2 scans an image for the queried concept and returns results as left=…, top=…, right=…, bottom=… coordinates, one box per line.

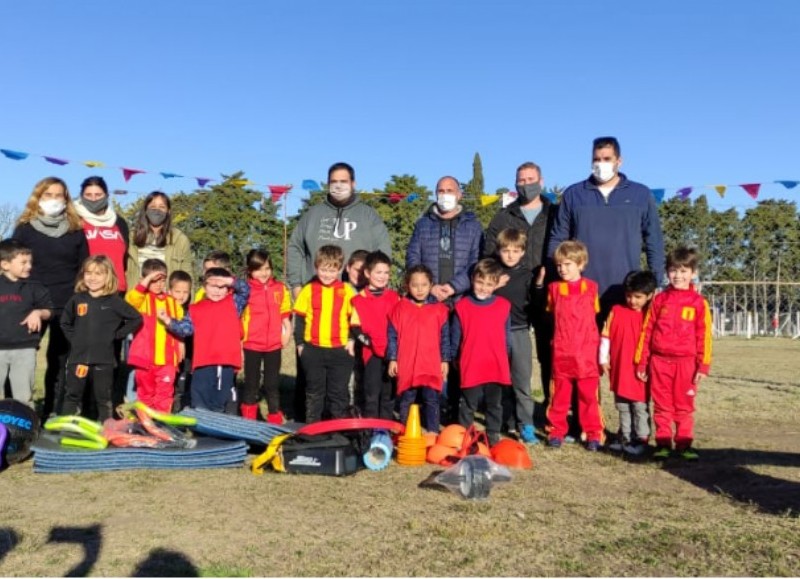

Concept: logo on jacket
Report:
left=681, top=307, right=696, bottom=321
left=75, top=365, right=89, bottom=378
left=319, top=217, right=358, bottom=241
left=77, top=303, right=88, bottom=316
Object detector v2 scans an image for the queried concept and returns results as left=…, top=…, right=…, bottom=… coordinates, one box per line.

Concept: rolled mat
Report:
left=178, top=408, right=299, bottom=446
left=31, top=435, right=247, bottom=473
left=363, top=430, right=393, bottom=471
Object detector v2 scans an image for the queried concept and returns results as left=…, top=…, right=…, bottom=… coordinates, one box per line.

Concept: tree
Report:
left=462, top=152, right=495, bottom=227
left=0, top=203, right=19, bottom=239
left=170, top=172, right=285, bottom=275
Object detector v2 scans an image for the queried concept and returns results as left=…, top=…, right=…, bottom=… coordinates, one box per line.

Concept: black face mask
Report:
left=82, top=197, right=108, bottom=214
left=515, top=182, right=542, bottom=204
left=146, top=209, right=168, bottom=226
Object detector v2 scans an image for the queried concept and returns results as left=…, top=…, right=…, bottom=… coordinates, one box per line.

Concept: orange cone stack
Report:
left=395, top=404, right=427, bottom=466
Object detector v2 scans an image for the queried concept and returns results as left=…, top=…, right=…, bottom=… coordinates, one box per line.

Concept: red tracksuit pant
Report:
left=547, top=376, right=604, bottom=442
left=135, top=365, right=177, bottom=413
left=649, top=355, right=697, bottom=450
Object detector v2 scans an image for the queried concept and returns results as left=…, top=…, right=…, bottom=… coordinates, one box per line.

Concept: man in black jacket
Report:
left=484, top=161, right=555, bottom=423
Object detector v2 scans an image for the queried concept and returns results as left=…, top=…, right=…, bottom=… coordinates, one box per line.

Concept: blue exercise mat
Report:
left=32, top=435, right=247, bottom=474
left=178, top=408, right=300, bottom=446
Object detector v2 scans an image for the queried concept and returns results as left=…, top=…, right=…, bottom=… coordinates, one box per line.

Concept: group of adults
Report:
left=11, top=177, right=192, bottom=418
left=10, top=135, right=664, bottom=422
left=288, top=137, right=665, bottom=418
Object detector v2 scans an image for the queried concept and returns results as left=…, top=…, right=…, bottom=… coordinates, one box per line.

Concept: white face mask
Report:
left=329, top=183, right=352, bottom=202
left=39, top=199, right=66, bottom=217
left=592, top=161, right=616, bottom=184
left=437, top=193, right=458, bottom=213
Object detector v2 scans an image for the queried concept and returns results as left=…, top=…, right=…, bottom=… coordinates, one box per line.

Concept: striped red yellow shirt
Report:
left=293, top=280, right=354, bottom=348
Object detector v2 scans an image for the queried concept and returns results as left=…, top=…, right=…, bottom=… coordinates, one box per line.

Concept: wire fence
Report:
left=702, top=281, right=800, bottom=339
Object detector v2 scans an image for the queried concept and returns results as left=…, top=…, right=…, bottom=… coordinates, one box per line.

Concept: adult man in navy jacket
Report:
left=548, top=137, right=665, bottom=323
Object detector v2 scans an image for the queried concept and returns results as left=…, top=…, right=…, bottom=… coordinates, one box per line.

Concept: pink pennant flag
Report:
left=122, top=168, right=146, bottom=182
left=268, top=185, right=292, bottom=203
left=740, top=183, right=761, bottom=199
left=713, top=185, right=726, bottom=198
left=196, top=178, right=211, bottom=188
left=43, top=156, right=69, bottom=166
left=677, top=187, right=693, bottom=199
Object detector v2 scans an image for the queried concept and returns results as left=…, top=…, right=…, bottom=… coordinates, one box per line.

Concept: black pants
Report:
left=192, top=365, right=236, bottom=413
left=242, top=349, right=281, bottom=411
left=361, top=356, right=393, bottom=419
left=300, top=344, right=353, bottom=423
left=62, top=363, right=114, bottom=422
left=459, top=383, right=503, bottom=440
left=42, top=318, right=71, bottom=418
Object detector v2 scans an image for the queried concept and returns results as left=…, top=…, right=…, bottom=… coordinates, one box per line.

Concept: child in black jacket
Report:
left=61, top=256, right=142, bottom=421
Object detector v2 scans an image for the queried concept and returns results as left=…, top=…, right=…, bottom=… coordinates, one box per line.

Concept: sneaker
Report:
left=653, top=446, right=672, bottom=460
left=679, top=447, right=699, bottom=461
left=488, top=433, right=501, bottom=447
left=586, top=440, right=601, bottom=452
left=607, top=437, right=628, bottom=452
left=520, top=424, right=539, bottom=445
left=564, top=435, right=577, bottom=444
left=623, top=441, right=647, bottom=456
left=548, top=437, right=563, bottom=448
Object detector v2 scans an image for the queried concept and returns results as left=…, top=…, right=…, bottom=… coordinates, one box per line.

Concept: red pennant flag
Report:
left=388, top=192, right=406, bottom=203
left=122, top=168, right=146, bottom=182
left=740, top=183, right=761, bottom=199
left=268, top=185, right=292, bottom=203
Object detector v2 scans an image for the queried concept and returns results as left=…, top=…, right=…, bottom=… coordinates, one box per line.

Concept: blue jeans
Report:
left=399, top=387, right=440, bottom=433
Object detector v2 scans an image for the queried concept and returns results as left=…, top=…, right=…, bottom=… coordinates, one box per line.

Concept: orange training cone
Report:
left=405, top=404, right=422, bottom=439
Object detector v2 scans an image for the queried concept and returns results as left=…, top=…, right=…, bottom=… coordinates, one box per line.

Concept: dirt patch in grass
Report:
left=0, top=338, right=798, bottom=576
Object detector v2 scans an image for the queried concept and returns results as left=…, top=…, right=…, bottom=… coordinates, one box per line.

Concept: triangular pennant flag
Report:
left=543, top=192, right=557, bottom=203
left=232, top=179, right=255, bottom=187
left=0, top=149, right=29, bottom=160
left=740, top=183, right=761, bottom=199
left=713, top=185, right=726, bottom=198
left=677, top=187, right=693, bottom=199
left=774, top=180, right=799, bottom=189
left=160, top=172, right=183, bottom=179
left=112, top=189, right=128, bottom=195
left=650, top=188, right=665, bottom=204
left=388, top=192, right=406, bottom=204
left=480, top=194, right=500, bottom=206
left=268, top=185, right=292, bottom=203
left=302, top=179, right=320, bottom=191
left=43, top=156, right=69, bottom=165
left=196, top=178, right=211, bottom=188
left=407, top=193, right=419, bottom=202
left=122, top=168, right=145, bottom=182
left=84, top=160, right=105, bottom=168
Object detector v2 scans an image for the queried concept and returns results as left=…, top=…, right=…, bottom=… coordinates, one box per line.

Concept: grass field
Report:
left=0, top=338, right=798, bottom=577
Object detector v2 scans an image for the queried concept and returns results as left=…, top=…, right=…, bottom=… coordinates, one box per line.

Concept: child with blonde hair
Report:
left=61, top=256, right=142, bottom=420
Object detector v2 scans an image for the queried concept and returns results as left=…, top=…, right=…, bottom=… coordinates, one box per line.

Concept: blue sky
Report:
left=1, top=1, right=798, bottom=217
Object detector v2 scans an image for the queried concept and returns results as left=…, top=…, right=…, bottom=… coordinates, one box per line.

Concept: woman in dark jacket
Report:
left=12, top=176, right=89, bottom=418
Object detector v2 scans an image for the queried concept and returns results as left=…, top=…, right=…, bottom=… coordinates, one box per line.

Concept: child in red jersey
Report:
left=451, top=259, right=512, bottom=447
left=387, top=265, right=450, bottom=432
left=161, top=267, right=250, bottom=413
left=350, top=251, right=400, bottom=419
left=293, top=245, right=356, bottom=423
left=240, top=249, right=291, bottom=423
left=546, top=241, right=604, bottom=451
left=600, top=270, right=657, bottom=456
left=126, top=259, right=185, bottom=413
left=636, top=247, right=712, bottom=461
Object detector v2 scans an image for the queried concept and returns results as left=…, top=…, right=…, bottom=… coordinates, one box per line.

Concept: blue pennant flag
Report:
left=302, top=179, right=320, bottom=191
left=1, top=149, right=29, bottom=161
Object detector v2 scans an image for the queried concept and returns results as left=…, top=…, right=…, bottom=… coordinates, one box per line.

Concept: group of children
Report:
left=1, top=228, right=712, bottom=460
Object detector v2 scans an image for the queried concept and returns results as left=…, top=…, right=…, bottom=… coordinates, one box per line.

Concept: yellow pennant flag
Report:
left=481, top=194, right=500, bottom=206
left=83, top=160, right=105, bottom=168
left=232, top=179, right=255, bottom=186
left=713, top=185, right=726, bottom=198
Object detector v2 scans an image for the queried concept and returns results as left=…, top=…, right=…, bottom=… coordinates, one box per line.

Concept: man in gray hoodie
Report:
left=287, top=162, right=391, bottom=297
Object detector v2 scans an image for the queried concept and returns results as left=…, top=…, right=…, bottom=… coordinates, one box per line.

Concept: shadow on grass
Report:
left=132, top=548, right=198, bottom=577
left=0, top=528, right=19, bottom=564
left=660, top=448, right=800, bottom=516
left=48, top=524, right=102, bottom=577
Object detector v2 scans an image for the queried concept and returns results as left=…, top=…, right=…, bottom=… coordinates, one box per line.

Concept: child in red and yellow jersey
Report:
left=636, top=247, right=712, bottom=461
left=350, top=250, right=400, bottom=419
left=126, top=259, right=184, bottom=413
left=546, top=241, right=604, bottom=451
left=600, top=270, right=657, bottom=456
left=387, top=265, right=450, bottom=432
left=293, top=245, right=356, bottom=423
left=240, top=249, right=291, bottom=423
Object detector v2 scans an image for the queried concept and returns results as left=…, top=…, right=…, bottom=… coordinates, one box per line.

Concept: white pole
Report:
left=747, top=312, right=753, bottom=340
